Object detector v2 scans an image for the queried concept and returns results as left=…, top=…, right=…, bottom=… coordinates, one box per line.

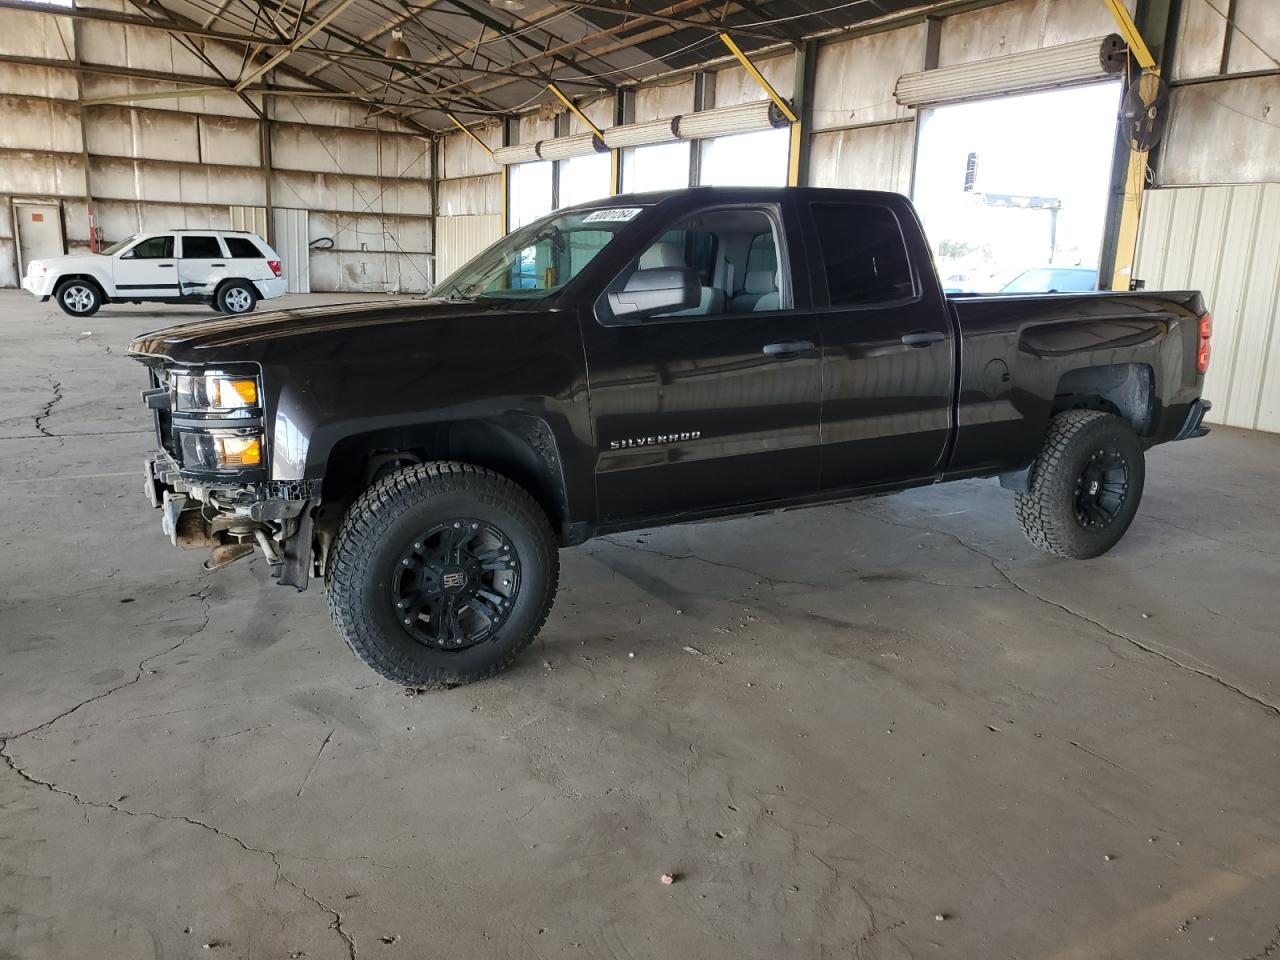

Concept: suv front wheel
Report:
left=216, top=280, right=258, bottom=315
left=327, top=462, right=559, bottom=687
left=54, top=279, right=102, bottom=317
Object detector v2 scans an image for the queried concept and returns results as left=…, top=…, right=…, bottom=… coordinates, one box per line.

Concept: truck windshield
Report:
left=433, top=207, right=644, bottom=302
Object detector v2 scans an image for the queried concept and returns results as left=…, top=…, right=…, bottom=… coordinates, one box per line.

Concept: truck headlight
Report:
left=176, top=428, right=263, bottom=471
left=173, top=373, right=259, bottom=412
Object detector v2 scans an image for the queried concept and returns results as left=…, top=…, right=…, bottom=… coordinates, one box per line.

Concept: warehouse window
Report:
left=698, top=127, right=789, bottom=187
left=913, top=81, right=1121, bottom=293
left=558, top=152, right=612, bottom=208
left=809, top=203, right=914, bottom=306
left=509, top=160, right=553, bottom=230
left=622, top=141, right=691, bottom=193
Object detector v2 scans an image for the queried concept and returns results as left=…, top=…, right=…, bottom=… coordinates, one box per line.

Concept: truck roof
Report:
left=571, top=185, right=909, bottom=209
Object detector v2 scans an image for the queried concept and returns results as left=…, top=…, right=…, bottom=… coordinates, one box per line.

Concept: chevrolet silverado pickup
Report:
left=128, top=187, right=1213, bottom=688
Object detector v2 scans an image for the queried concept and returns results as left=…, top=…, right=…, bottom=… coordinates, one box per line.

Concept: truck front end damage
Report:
left=136, top=360, right=318, bottom=590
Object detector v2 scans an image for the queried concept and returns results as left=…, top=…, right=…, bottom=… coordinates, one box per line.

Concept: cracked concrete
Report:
left=2, top=291, right=1280, bottom=960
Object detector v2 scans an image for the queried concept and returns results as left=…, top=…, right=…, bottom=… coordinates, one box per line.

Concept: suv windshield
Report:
left=100, top=235, right=139, bottom=256
left=433, top=207, right=645, bottom=302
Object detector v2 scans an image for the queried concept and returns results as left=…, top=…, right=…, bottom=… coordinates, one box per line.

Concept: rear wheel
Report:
left=54, top=279, right=101, bottom=317
left=1015, top=410, right=1145, bottom=559
left=327, top=462, right=558, bottom=687
left=216, top=281, right=257, bottom=315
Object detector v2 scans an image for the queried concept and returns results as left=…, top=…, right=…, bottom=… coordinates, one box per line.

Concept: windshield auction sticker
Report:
left=583, top=208, right=643, bottom=223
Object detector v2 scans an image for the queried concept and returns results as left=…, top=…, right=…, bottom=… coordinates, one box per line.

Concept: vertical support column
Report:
left=1098, top=0, right=1180, bottom=291
left=613, top=88, right=633, bottom=195
left=501, top=115, right=516, bottom=236
left=69, top=18, right=94, bottom=253
left=260, top=95, right=275, bottom=246
left=789, top=40, right=817, bottom=187
left=689, top=71, right=715, bottom=187
left=428, top=134, right=439, bottom=288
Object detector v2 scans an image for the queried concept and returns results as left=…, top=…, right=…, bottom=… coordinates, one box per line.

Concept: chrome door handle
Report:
left=901, top=331, right=946, bottom=347
left=762, top=340, right=814, bottom=360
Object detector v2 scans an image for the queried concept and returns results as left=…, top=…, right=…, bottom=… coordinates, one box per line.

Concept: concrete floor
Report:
left=1, top=289, right=1278, bottom=960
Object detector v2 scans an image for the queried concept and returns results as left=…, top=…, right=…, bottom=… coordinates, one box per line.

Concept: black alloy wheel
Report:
left=1074, top=447, right=1130, bottom=530
left=391, top=519, right=521, bottom=650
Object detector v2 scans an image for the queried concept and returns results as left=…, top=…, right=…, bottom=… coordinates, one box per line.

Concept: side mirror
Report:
left=607, top=267, right=699, bottom=320
left=119, top=249, right=134, bottom=259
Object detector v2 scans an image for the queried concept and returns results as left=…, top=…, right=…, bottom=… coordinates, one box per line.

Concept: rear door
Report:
left=177, top=233, right=228, bottom=299
left=113, top=235, right=177, bottom=297
left=801, top=198, right=955, bottom=490
left=581, top=199, right=822, bottom=524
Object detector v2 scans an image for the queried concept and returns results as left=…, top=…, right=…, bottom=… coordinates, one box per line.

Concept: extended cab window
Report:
left=127, top=236, right=173, bottom=259
left=180, top=235, right=222, bottom=258
left=810, top=203, right=914, bottom=306
left=225, top=236, right=264, bottom=259
left=601, top=206, right=790, bottom=324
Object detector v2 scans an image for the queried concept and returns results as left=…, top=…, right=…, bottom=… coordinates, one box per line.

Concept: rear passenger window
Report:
left=810, top=203, right=914, bottom=306
left=181, top=235, right=222, bottom=258
left=225, top=236, right=264, bottom=259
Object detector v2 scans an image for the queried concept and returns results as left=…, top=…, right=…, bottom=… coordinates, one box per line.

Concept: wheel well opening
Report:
left=321, top=417, right=570, bottom=535
left=1053, top=364, right=1154, bottom=435
left=55, top=274, right=107, bottom=298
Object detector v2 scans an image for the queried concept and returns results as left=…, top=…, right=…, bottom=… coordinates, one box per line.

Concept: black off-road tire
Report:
left=54, top=278, right=102, bottom=317
left=326, top=462, right=559, bottom=687
left=215, top=280, right=258, bottom=315
left=1015, top=409, right=1145, bottom=559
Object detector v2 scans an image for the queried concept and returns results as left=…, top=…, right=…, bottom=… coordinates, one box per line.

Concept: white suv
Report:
left=22, top=229, right=287, bottom=317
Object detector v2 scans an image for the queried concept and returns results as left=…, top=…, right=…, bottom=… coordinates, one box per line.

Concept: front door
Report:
left=581, top=201, right=822, bottom=524
left=113, top=234, right=178, bottom=297
left=14, top=203, right=63, bottom=275
left=800, top=198, right=955, bottom=490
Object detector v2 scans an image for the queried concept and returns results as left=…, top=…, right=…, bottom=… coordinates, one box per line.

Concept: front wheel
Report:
left=1015, top=409, right=1145, bottom=559
left=326, top=463, right=559, bottom=687
left=54, top=280, right=101, bottom=317
left=216, top=281, right=257, bottom=315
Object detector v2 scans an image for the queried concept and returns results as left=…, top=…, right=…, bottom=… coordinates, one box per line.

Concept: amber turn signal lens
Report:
left=215, top=435, right=262, bottom=467
left=1199, top=314, right=1213, bottom=339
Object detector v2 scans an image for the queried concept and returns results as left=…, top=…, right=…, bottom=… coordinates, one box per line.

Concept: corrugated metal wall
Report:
left=436, top=215, right=502, bottom=282
left=272, top=208, right=311, bottom=294
left=1133, top=185, right=1280, bottom=432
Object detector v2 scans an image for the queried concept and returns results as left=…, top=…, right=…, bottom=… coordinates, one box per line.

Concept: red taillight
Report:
left=1196, top=311, right=1212, bottom=374
left=268, top=259, right=282, bottom=278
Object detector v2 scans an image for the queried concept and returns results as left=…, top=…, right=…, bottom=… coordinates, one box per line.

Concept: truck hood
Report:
left=29, top=253, right=96, bottom=271
left=127, top=297, right=550, bottom=363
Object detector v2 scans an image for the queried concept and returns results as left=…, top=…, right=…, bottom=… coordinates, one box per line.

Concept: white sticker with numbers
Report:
left=582, top=207, right=643, bottom=223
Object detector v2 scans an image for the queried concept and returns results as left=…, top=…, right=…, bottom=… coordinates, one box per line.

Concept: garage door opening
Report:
left=912, top=81, right=1122, bottom=294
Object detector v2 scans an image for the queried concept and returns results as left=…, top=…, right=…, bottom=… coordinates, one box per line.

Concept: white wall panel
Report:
left=809, top=121, right=915, bottom=194
left=273, top=208, right=310, bottom=294
left=813, top=25, right=923, bottom=131
left=636, top=78, right=694, bottom=121
left=0, top=63, right=78, bottom=100
left=0, top=96, right=81, bottom=153
left=1133, top=185, right=1280, bottom=433
left=0, top=9, right=75, bottom=59
left=440, top=125, right=501, bottom=180
left=198, top=116, right=261, bottom=167
left=938, top=0, right=1133, bottom=66
left=272, top=170, right=430, bottom=216
left=436, top=214, right=501, bottom=282
left=89, top=157, right=265, bottom=206
left=0, top=152, right=84, bottom=197
left=438, top=175, right=502, bottom=217
left=566, top=96, right=615, bottom=136
left=715, top=53, right=794, bottom=107
left=1160, top=76, right=1280, bottom=186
